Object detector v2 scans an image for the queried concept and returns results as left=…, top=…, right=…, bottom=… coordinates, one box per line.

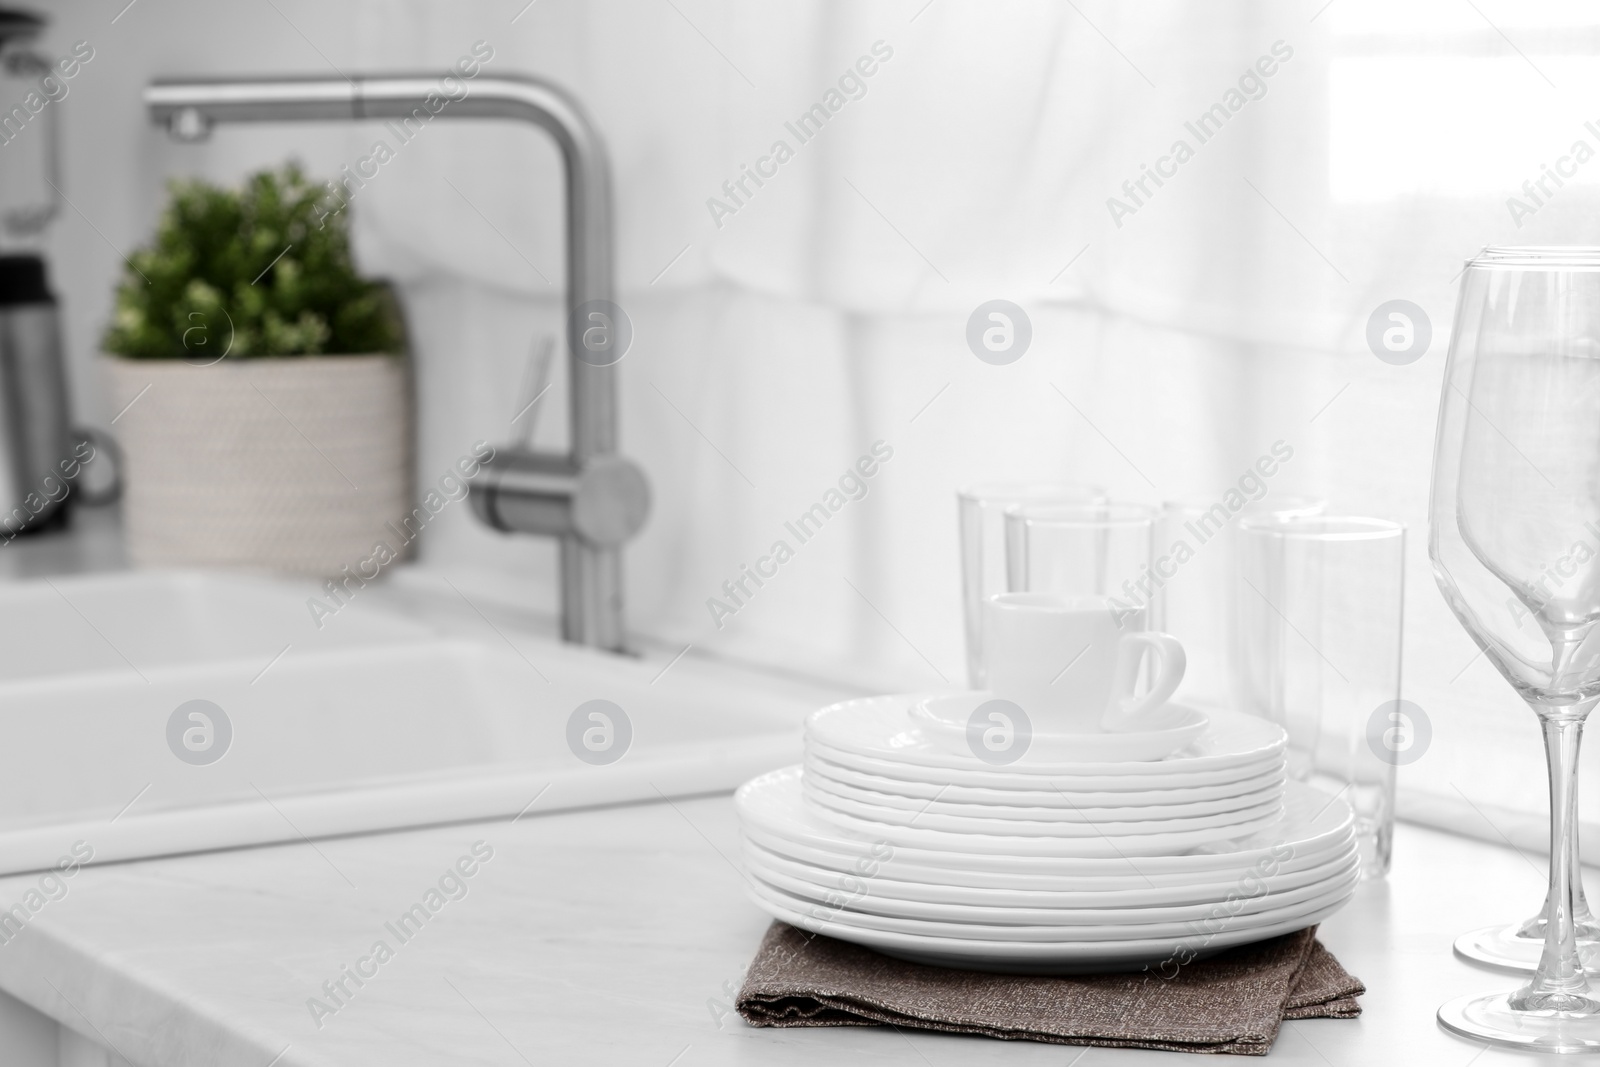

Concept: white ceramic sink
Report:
left=0, top=569, right=843, bottom=875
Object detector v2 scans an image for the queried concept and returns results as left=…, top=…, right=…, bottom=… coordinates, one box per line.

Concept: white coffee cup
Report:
left=983, top=592, right=1186, bottom=733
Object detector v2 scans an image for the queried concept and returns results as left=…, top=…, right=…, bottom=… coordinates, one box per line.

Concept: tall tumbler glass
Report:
left=1153, top=496, right=1325, bottom=710
left=1234, top=515, right=1404, bottom=880
left=958, top=483, right=1105, bottom=686
left=1004, top=501, right=1156, bottom=608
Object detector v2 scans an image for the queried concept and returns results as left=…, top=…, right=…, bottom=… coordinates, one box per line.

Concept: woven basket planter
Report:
left=103, top=355, right=411, bottom=577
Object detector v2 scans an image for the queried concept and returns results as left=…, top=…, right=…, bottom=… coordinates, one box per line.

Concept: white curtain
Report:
left=41, top=0, right=1600, bottom=850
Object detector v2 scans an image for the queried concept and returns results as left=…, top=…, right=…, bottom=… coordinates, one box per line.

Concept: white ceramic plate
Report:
left=741, top=836, right=1360, bottom=908
left=746, top=881, right=1355, bottom=974
left=802, top=778, right=1284, bottom=839
left=751, top=872, right=1358, bottom=943
left=803, top=752, right=1288, bottom=808
left=741, top=823, right=1355, bottom=902
left=735, top=768, right=1354, bottom=878
left=806, top=790, right=1284, bottom=856
left=743, top=842, right=1360, bottom=926
left=747, top=855, right=1360, bottom=935
left=805, top=696, right=1285, bottom=777
left=910, top=694, right=1210, bottom=762
left=802, top=765, right=1287, bottom=822
left=808, top=740, right=1286, bottom=794
left=742, top=823, right=1355, bottom=899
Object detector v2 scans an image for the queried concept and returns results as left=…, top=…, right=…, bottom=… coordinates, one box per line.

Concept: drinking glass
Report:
left=1234, top=514, right=1404, bottom=879
left=1153, top=496, right=1325, bottom=709
left=958, top=483, right=1105, bottom=686
left=1003, top=502, right=1156, bottom=605
left=1432, top=247, right=1600, bottom=1051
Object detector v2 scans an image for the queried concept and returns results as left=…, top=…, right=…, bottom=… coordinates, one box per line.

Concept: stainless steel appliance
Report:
left=0, top=9, right=116, bottom=538
left=0, top=253, right=71, bottom=535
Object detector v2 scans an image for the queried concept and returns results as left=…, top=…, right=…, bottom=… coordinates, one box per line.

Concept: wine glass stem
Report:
left=1523, top=756, right=1598, bottom=940
left=1517, top=711, right=1596, bottom=1010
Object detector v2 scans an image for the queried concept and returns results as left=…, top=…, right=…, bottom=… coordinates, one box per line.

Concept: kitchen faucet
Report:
left=143, top=74, right=651, bottom=652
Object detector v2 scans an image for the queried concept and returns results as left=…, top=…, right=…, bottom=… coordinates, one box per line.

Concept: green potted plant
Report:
left=102, top=164, right=411, bottom=575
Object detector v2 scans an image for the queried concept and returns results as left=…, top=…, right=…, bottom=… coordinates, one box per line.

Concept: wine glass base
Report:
left=1456, top=924, right=1600, bottom=974
left=1440, top=991, right=1600, bottom=1053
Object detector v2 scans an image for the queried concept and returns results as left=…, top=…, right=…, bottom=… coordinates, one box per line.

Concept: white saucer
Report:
left=803, top=752, right=1287, bottom=807
left=743, top=837, right=1360, bottom=908
left=910, top=693, right=1209, bottom=763
left=802, top=764, right=1287, bottom=822
left=806, top=695, right=1286, bottom=778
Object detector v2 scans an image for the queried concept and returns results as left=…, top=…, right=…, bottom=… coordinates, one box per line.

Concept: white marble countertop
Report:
left=0, top=519, right=1575, bottom=1065
left=0, top=786, right=1576, bottom=1066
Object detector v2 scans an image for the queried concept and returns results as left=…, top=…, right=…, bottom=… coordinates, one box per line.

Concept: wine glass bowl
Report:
left=1439, top=257, right=1600, bottom=701
left=1432, top=248, right=1600, bottom=1048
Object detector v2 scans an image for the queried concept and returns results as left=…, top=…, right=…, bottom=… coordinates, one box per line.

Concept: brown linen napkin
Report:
left=737, top=921, right=1363, bottom=1056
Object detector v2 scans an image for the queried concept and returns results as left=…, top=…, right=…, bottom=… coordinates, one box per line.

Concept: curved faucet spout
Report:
left=143, top=74, right=640, bottom=651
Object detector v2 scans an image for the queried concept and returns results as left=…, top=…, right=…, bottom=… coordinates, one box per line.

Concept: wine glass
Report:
left=1440, top=250, right=1600, bottom=981
left=1432, top=247, right=1600, bottom=1051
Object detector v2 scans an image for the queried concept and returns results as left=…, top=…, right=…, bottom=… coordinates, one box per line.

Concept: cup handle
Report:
left=1101, top=632, right=1187, bottom=731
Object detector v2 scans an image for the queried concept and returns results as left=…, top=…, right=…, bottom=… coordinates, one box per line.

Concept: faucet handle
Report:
left=470, top=447, right=650, bottom=548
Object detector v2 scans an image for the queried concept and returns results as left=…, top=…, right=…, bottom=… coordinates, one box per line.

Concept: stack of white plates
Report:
left=735, top=695, right=1359, bottom=973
